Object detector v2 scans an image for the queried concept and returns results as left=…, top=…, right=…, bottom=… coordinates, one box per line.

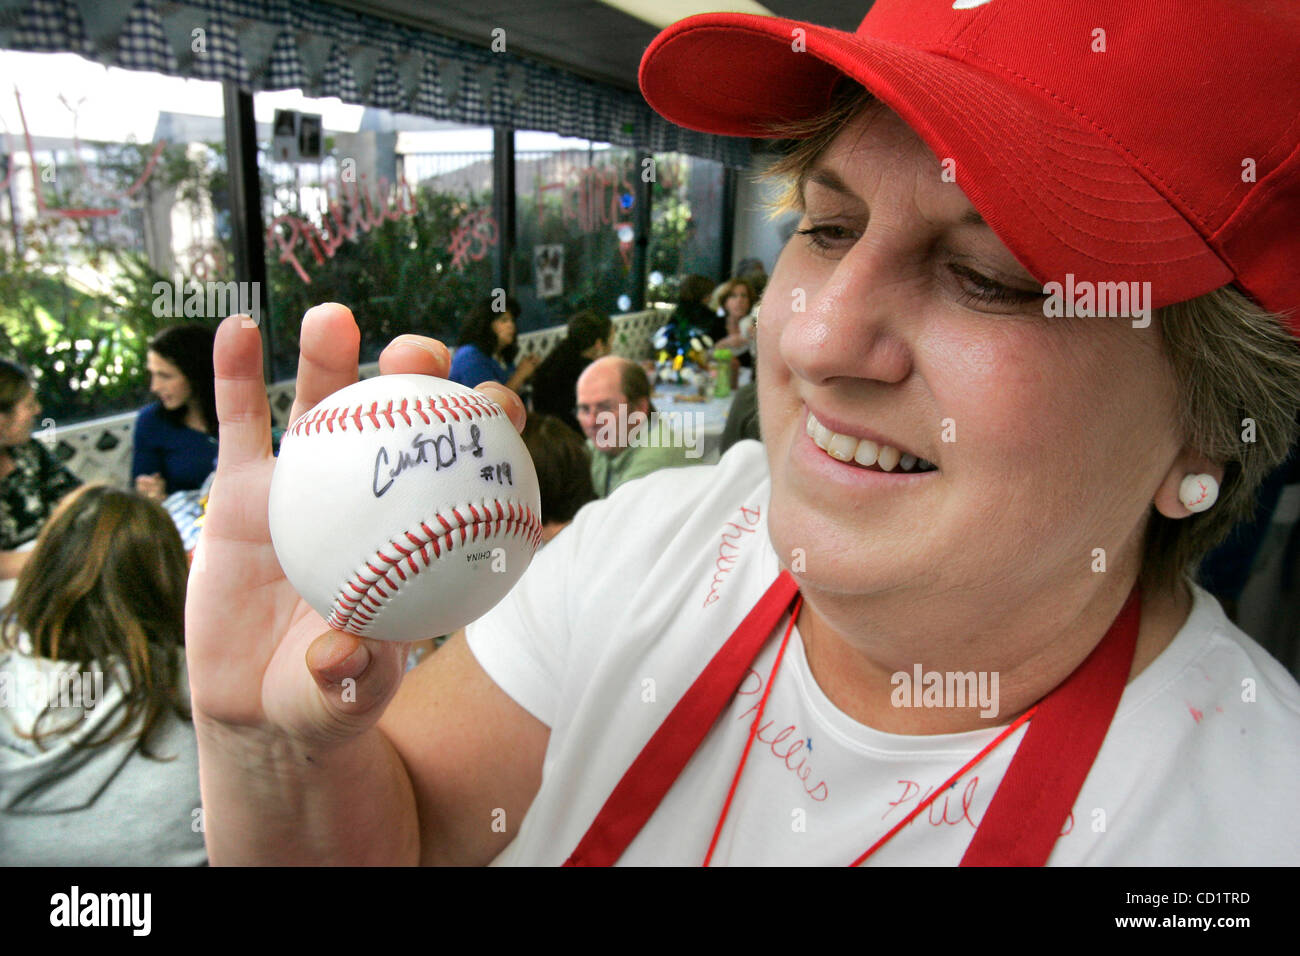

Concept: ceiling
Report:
left=326, top=1, right=866, bottom=93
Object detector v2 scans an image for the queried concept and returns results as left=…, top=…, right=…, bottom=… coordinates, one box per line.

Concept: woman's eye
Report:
left=950, top=264, right=1047, bottom=308
left=794, top=224, right=856, bottom=252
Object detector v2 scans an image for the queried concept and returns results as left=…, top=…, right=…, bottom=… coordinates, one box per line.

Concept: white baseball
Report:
left=268, top=374, right=542, bottom=642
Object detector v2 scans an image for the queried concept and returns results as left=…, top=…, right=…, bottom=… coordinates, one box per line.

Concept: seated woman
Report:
left=448, top=295, right=540, bottom=393
left=711, top=276, right=759, bottom=380
left=0, top=484, right=205, bottom=864
left=711, top=277, right=757, bottom=351
left=132, top=324, right=219, bottom=502
left=0, top=359, right=81, bottom=581
left=530, top=310, right=613, bottom=436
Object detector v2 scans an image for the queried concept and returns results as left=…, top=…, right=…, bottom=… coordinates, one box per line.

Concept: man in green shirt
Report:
left=576, top=357, right=702, bottom=498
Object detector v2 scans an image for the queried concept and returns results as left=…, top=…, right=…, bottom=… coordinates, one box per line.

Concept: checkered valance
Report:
left=0, top=0, right=752, bottom=167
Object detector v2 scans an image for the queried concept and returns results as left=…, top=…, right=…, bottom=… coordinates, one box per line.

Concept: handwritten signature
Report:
left=372, top=424, right=482, bottom=497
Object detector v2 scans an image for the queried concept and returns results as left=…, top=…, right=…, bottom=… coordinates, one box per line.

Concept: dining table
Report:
left=650, top=377, right=741, bottom=465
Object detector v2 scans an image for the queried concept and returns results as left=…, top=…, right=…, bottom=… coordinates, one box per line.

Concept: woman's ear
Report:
left=1153, top=447, right=1225, bottom=519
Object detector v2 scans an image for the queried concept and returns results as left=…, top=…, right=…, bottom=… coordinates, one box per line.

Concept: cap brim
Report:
left=641, top=14, right=1232, bottom=310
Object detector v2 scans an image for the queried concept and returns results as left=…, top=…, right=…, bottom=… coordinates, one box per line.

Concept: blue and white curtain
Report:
left=0, top=0, right=752, bottom=167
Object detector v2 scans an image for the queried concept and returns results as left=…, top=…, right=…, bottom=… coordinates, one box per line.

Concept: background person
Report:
left=530, top=310, right=613, bottom=436
left=0, top=359, right=80, bottom=581
left=132, top=324, right=219, bottom=503
left=522, top=412, right=598, bottom=544
left=735, top=257, right=768, bottom=301
left=720, top=311, right=762, bottom=453
left=448, top=294, right=540, bottom=393
left=671, top=274, right=722, bottom=345
left=576, top=356, right=700, bottom=497
left=0, top=484, right=204, bottom=865
left=711, top=276, right=759, bottom=380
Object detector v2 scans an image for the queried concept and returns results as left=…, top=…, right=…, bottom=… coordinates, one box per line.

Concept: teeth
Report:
left=825, top=432, right=858, bottom=462
left=806, top=412, right=934, bottom=473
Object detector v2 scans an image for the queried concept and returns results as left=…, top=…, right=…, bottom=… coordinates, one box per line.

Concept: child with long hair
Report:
left=0, top=484, right=205, bottom=864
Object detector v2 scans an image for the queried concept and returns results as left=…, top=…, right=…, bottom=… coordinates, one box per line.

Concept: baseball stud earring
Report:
left=1179, top=473, right=1219, bottom=513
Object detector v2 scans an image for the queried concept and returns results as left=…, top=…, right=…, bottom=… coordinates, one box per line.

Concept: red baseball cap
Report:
left=639, top=1, right=1300, bottom=334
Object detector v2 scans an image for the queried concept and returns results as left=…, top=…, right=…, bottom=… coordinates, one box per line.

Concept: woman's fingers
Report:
left=213, top=314, right=273, bottom=470
left=377, top=335, right=450, bottom=377
left=476, top=382, right=526, bottom=434
left=289, top=304, right=362, bottom=424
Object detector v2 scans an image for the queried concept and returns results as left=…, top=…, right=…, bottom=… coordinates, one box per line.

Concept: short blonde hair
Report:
left=760, top=82, right=1300, bottom=594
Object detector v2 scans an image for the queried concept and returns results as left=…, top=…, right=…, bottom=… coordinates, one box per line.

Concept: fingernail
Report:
left=392, top=335, right=448, bottom=362
left=476, top=382, right=507, bottom=404
left=334, top=641, right=370, bottom=678
left=316, top=634, right=371, bottom=684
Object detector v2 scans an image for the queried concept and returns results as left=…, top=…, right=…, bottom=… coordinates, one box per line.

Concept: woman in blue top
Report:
left=447, top=295, right=540, bottom=393
left=132, top=325, right=219, bottom=502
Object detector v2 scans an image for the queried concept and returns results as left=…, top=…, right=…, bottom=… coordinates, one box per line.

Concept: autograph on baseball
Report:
left=372, top=423, right=485, bottom=498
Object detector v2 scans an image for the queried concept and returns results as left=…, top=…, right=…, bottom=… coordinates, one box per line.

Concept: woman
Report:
left=132, top=324, right=219, bottom=502
left=183, top=1, right=1300, bottom=866
left=529, top=310, right=613, bottom=436
left=711, top=276, right=758, bottom=375
left=0, top=359, right=81, bottom=580
left=0, top=484, right=205, bottom=865
left=447, top=294, right=540, bottom=393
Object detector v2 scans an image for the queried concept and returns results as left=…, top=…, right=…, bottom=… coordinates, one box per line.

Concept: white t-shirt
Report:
left=468, top=441, right=1300, bottom=865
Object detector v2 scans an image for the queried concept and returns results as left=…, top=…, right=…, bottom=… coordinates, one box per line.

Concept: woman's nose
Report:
left=776, top=243, right=914, bottom=388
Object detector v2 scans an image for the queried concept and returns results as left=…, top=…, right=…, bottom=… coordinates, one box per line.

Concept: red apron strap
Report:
left=960, top=586, right=1142, bottom=866
left=564, top=571, right=800, bottom=866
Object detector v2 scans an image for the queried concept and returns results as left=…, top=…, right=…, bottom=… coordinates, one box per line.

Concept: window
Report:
left=258, top=90, right=495, bottom=378
left=0, top=51, right=229, bottom=423
left=646, top=151, right=725, bottom=304
left=514, top=132, right=638, bottom=328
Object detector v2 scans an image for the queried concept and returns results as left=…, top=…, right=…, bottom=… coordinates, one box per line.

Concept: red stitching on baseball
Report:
left=326, top=501, right=542, bottom=635
left=288, top=392, right=502, bottom=438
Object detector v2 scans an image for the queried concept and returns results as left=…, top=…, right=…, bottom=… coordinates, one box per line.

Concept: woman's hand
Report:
left=185, top=304, right=526, bottom=748
left=505, top=352, right=542, bottom=393
left=134, top=473, right=166, bottom=501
